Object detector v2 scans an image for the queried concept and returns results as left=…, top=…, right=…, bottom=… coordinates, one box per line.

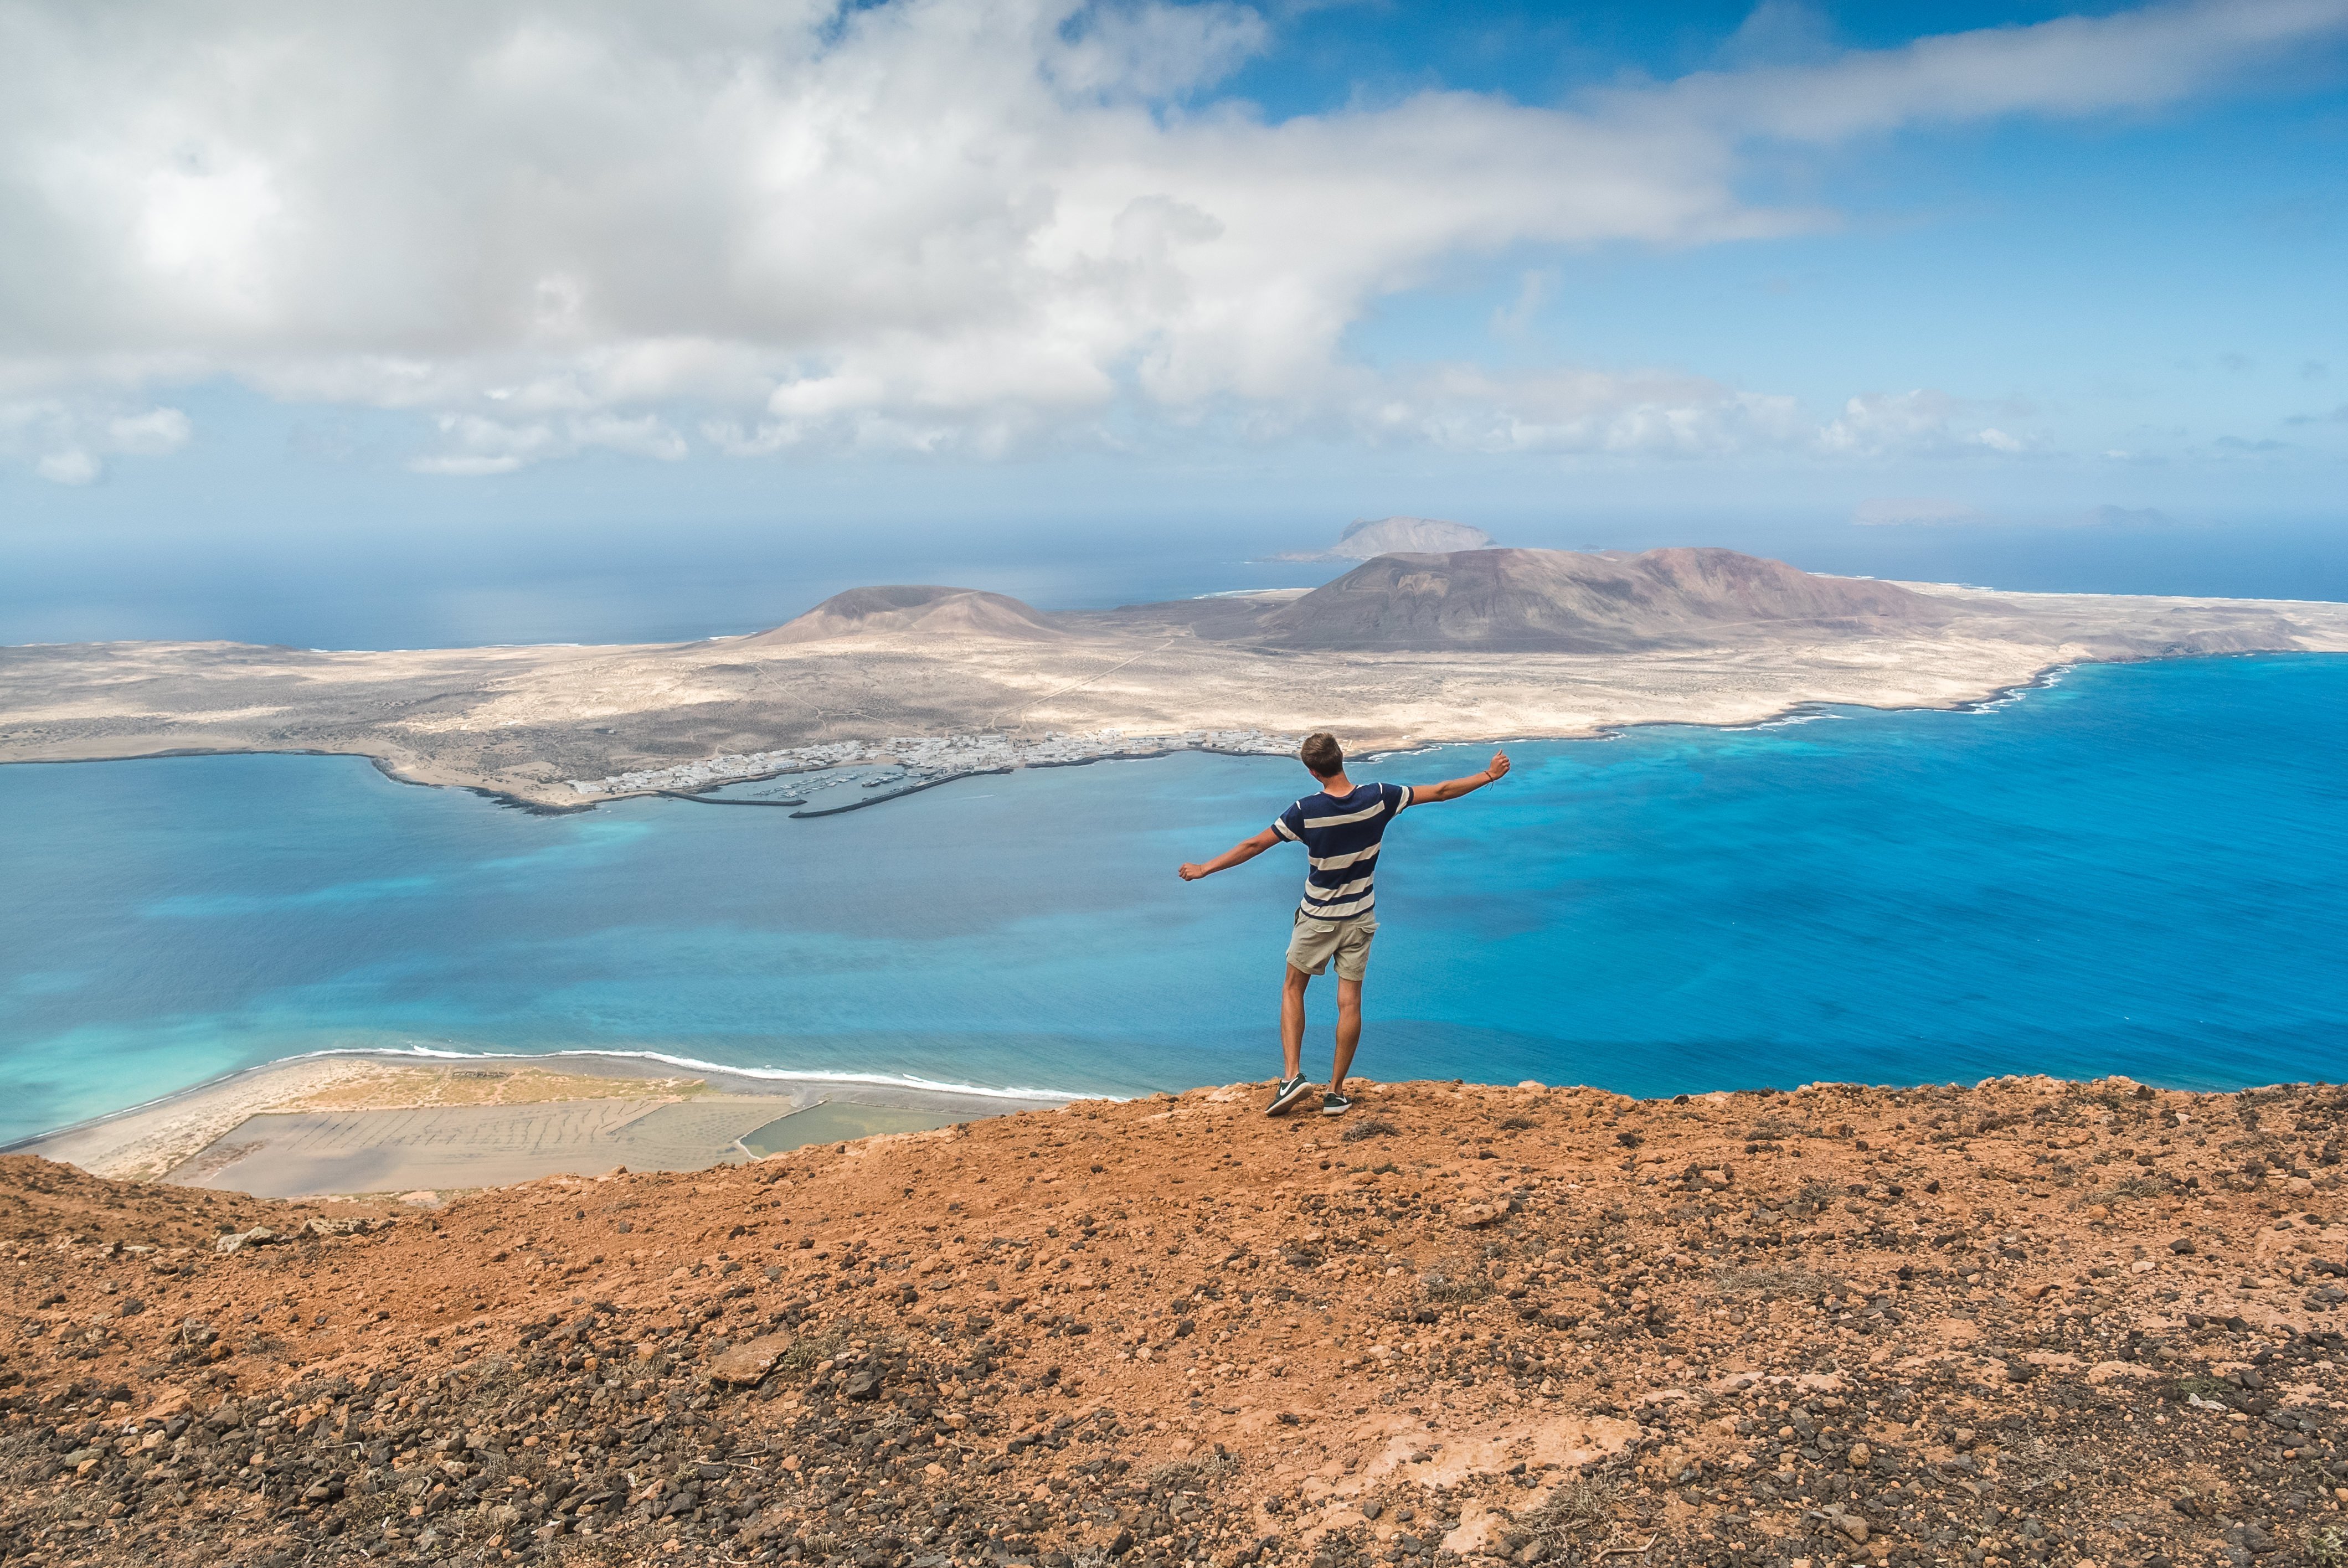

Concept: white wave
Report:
left=1740, top=711, right=1830, bottom=730
left=284, top=1043, right=1089, bottom=1102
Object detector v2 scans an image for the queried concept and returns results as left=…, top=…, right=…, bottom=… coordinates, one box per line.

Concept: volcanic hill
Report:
left=751, top=587, right=1064, bottom=645
left=1252, top=549, right=1955, bottom=652
left=3, top=1075, right=2344, bottom=1568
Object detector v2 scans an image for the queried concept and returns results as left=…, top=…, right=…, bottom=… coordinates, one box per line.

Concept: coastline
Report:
left=4, top=644, right=2338, bottom=819
left=7, top=1048, right=1075, bottom=1194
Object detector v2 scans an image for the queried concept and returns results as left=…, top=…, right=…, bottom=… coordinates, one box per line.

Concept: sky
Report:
left=2, top=0, right=2346, bottom=644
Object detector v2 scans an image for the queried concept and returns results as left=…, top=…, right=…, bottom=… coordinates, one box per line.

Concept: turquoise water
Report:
left=3, top=653, right=2345, bottom=1145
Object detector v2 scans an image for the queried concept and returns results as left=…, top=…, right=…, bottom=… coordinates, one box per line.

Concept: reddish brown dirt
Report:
left=4, top=1075, right=2346, bottom=1568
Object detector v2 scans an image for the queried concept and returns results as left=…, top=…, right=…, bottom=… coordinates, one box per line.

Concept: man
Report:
left=1177, top=732, right=1511, bottom=1116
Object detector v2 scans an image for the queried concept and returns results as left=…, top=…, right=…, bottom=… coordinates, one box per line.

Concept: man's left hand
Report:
left=1177, top=862, right=1209, bottom=881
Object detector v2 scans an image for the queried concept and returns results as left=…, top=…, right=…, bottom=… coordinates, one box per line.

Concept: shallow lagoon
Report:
left=3, top=654, right=2345, bottom=1146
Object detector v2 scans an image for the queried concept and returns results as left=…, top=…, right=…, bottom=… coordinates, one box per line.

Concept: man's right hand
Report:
left=1416, top=750, right=1512, bottom=804
left=1177, top=862, right=1209, bottom=881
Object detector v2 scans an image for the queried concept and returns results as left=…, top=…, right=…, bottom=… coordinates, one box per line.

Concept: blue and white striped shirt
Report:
left=1272, top=782, right=1413, bottom=921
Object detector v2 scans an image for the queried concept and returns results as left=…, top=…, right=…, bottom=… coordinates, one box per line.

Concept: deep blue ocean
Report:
left=3, top=653, right=2345, bottom=1147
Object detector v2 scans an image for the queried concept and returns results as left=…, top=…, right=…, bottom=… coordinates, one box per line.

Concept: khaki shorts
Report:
left=1286, top=910, right=1377, bottom=981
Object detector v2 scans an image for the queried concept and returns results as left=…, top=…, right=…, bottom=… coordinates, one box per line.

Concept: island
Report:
left=4, top=545, right=2343, bottom=811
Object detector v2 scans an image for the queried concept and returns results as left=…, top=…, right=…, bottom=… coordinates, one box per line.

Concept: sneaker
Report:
left=1320, top=1090, right=1353, bottom=1117
left=1266, top=1075, right=1315, bottom=1116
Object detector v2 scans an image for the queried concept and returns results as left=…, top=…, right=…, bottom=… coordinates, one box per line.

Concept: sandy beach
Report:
left=7, top=1052, right=1068, bottom=1198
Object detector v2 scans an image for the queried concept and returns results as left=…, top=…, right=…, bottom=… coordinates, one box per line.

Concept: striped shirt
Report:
left=1272, top=782, right=1413, bottom=921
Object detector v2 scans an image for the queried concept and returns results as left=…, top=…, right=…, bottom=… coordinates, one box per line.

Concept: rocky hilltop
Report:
left=3, top=1074, right=2344, bottom=1568
left=1256, top=549, right=1955, bottom=652
left=752, top=587, right=1064, bottom=645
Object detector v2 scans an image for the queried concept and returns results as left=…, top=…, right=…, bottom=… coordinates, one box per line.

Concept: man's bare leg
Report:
left=1280, top=964, right=1312, bottom=1080
left=1331, top=978, right=1363, bottom=1095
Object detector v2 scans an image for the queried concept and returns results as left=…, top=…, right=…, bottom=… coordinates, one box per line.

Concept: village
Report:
left=568, top=729, right=1307, bottom=804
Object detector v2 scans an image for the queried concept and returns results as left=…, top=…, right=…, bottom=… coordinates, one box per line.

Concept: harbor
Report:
left=566, top=726, right=1302, bottom=807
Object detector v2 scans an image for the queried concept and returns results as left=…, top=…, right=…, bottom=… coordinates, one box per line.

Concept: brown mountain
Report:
left=1256, top=546, right=1956, bottom=651
left=747, top=585, right=1063, bottom=645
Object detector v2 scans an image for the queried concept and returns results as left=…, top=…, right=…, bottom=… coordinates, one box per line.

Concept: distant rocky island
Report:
left=1257, top=515, right=1496, bottom=561
left=3, top=545, right=2344, bottom=810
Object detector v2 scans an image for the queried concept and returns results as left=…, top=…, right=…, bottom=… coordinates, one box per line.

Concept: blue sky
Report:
left=2, top=0, right=2345, bottom=642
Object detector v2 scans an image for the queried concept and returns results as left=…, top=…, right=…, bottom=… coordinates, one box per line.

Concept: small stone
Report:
left=1456, top=1204, right=1505, bottom=1230
left=1832, top=1514, right=1869, bottom=1545
left=704, top=1333, right=794, bottom=1386
left=1846, top=1442, right=1871, bottom=1470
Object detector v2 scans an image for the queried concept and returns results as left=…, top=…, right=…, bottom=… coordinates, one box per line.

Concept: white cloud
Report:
left=1655, top=0, right=2348, bottom=142
left=1049, top=1, right=1269, bottom=99
left=0, top=395, right=192, bottom=484
left=1819, top=389, right=2047, bottom=458
left=34, top=448, right=99, bottom=486
left=1489, top=270, right=1557, bottom=341
left=407, top=410, right=689, bottom=474
left=1351, top=365, right=1808, bottom=457
left=0, top=0, right=2340, bottom=474
left=105, top=406, right=193, bottom=455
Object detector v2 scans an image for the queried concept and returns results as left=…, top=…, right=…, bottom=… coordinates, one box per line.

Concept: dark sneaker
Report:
left=1320, top=1090, right=1353, bottom=1117
left=1266, top=1075, right=1314, bottom=1116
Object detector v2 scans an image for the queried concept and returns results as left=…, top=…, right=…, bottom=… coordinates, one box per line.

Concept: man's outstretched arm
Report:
left=1410, top=750, right=1511, bottom=805
left=1178, top=826, right=1281, bottom=881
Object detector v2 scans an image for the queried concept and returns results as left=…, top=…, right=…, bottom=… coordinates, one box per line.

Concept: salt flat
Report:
left=166, top=1097, right=790, bottom=1198
left=8, top=1057, right=1063, bottom=1196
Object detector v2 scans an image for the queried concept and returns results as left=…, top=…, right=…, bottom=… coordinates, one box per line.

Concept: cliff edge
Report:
left=0, top=1074, right=2337, bottom=1567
